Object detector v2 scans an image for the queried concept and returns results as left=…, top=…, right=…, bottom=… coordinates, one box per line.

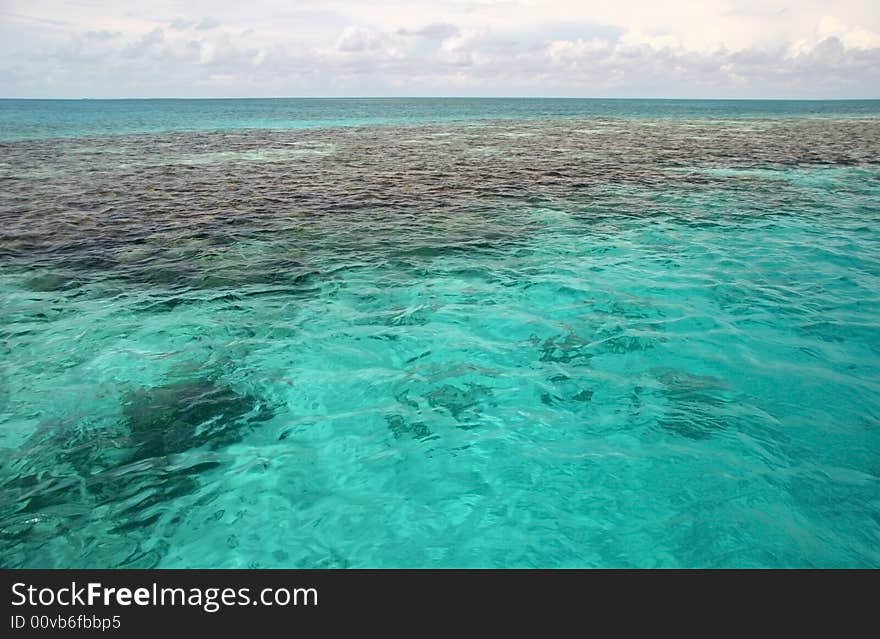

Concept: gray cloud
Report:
left=397, top=23, right=459, bottom=40
left=121, top=27, right=164, bottom=58
left=168, top=19, right=195, bottom=31
left=196, top=17, right=221, bottom=31
left=0, top=11, right=71, bottom=27
left=1, top=2, right=878, bottom=98
left=83, top=29, right=121, bottom=40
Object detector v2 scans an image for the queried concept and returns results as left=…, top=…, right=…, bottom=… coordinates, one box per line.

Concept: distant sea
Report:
left=1, top=98, right=879, bottom=568
left=3, top=97, right=880, bottom=141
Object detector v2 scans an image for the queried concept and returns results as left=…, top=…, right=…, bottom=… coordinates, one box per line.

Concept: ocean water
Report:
left=3, top=97, right=880, bottom=142
left=1, top=99, right=879, bottom=568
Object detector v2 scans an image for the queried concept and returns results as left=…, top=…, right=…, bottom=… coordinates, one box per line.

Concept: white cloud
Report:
left=0, top=1, right=878, bottom=97
left=335, top=26, right=386, bottom=53
left=817, top=15, right=880, bottom=49
left=398, top=23, right=459, bottom=40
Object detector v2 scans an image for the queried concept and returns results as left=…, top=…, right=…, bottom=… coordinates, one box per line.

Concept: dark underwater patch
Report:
left=386, top=414, right=432, bottom=440
left=537, top=333, right=593, bottom=364
left=424, top=383, right=494, bottom=422
left=651, top=369, right=732, bottom=440
left=24, top=273, right=80, bottom=293
left=540, top=374, right=594, bottom=407
left=0, top=376, right=275, bottom=567
left=122, top=378, right=275, bottom=461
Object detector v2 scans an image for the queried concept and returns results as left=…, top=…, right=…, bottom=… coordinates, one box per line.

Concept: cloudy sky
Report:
left=1, top=0, right=879, bottom=98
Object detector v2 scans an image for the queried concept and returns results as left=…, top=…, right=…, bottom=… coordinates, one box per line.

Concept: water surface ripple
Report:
left=1, top=110, right=879, bottom=567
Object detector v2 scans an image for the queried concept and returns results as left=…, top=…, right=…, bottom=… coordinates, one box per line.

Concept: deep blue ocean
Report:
left=1, top=98, right=878, bottom=567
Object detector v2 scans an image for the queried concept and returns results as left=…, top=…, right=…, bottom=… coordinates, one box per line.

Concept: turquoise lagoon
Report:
left=0, top=99, right=878, bottom=567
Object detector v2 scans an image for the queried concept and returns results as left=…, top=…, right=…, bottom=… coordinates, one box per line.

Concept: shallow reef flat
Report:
left=1, top=112, right=879, bottom=567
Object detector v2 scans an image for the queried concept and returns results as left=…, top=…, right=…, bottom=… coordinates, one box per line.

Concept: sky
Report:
left=1, top=1, right=879, bottom=98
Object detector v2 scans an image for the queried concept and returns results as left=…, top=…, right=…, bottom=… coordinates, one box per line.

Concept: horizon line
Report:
left=2, top=96, right=880, bottom=101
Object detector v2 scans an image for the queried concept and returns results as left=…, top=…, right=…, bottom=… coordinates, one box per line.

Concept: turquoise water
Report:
left=1, top=100, right=879, bottom=567
left=2, top=98, right=880, bottom=141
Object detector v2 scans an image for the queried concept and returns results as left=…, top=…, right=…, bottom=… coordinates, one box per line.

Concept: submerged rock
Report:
left=651, top=369, right=732, bottom=440
left=424, top=383, right=494, bottom=422
left=541, top=373, right=594, bottom=407
left=537, top=333, right=593, bottom=364
left=386, top=414, right=432, bottom=440
left=0, top=376, right=275, bottom=566
left=654, top=369, right=729, bottom=405
left=122, top=378, right=274, bottom=461
left=24, top=273, right=79, bottom=293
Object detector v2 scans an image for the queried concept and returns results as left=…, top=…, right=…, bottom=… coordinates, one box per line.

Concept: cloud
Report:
left=83, top=29, right=121, bottom=40
left=196, top=17, right=221, bottom=31
left=397, top=23, right=459, bottom=40
left=0, top=1, right=878, bottom=97
left=0, top=11, right=72, bottom=27
left=169, top=16, right=221, bottom=31
left=169, top=19, right=195, bottom=31
left=816, top=15, right=880, bottom=49
left=121, top=26, right=164, bottom=58
left=335, top=26, right=385, bottom=52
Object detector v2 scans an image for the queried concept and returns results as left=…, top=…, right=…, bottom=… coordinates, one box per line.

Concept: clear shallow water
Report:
left=1, top=101, right=879, bottom=567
